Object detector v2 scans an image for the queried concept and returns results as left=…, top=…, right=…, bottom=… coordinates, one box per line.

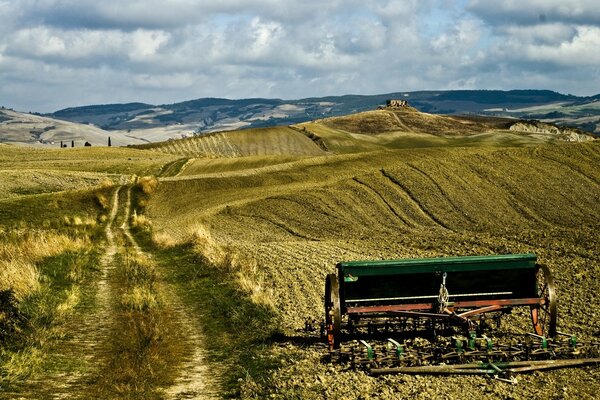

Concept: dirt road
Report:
left=3, top=182, right=218, bottom=399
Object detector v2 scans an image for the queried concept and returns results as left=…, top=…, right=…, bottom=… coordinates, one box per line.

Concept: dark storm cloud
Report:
left=467, top=0, right=600, bottom=27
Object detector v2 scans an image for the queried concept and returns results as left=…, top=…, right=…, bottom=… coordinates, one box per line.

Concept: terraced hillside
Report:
left=146, top=139, right=600, bottom=398
left=136, top=126, right=325, bottom=158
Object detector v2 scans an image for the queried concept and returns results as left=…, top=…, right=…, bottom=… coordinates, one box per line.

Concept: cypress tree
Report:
left=108, top=136, right=112, bottom=147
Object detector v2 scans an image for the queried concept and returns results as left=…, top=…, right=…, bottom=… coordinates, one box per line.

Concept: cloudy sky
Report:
left=1, top=0, right=599, bottom=112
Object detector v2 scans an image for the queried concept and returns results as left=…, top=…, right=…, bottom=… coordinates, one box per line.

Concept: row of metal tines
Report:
left=329, top=332, right=599, bottom=370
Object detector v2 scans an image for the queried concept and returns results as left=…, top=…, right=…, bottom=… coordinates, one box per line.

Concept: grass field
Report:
left=1, top=108, right=599, bottom=399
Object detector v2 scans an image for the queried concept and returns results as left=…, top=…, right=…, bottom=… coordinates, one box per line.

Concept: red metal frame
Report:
left=346, top=297, right=542, bottom=315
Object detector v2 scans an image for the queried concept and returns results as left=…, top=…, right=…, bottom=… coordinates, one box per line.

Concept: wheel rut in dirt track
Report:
left=120, top=186, right=219, bottom=400
left=5, top=180, right=218, bottom=399
left=6, top=181, right=126, bottom=399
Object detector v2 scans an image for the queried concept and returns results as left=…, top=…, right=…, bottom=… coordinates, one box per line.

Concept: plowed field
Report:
left=147, top=141, right=600, bottom=398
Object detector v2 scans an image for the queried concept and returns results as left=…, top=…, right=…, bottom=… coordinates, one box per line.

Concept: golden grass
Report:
left=191, top=225, right=275, bottom=308
left=0, top=230, right=88, bottom=300
left=135, top=127, right=325, bottom=158
left=151, top=231, right=179, bottom=249
left=137, top=176, right=159, bottom=194
left=130, top=210, right=152, bottom=230
left=121, top=286, right=161, bottom=311
left=0, top=259, right=40, bottom=301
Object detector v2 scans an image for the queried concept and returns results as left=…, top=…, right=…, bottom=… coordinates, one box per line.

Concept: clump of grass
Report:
left=191, top=224, right=228, bottom=267
left=120, top=252, right=161, bottom=311
left=62, top=215, right=97, bottom=227
left=130, top=210, right=151, bottom=231
left=0, top=260, right=40, bottom=301
left=123, top=253, right=156, bottom=285
left=137, top=176, right=158, bottom=195
left=93, top=178, right=115, bottom=210
left=134, top=176, right=159, bottom=210
left=0, top=347, right=44, bottom=381
left=121, top=286, right=161, bottom=311
left=232, top=254, right=275, bottom=309
left=191, top=225, right=275, bottom=309
left=151, top=231, right=178, bottom=249
left=0, top=230, right=88, bottom=300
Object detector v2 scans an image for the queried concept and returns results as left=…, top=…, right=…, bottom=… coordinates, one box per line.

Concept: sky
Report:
left=1, top=0, right=599, bottom=112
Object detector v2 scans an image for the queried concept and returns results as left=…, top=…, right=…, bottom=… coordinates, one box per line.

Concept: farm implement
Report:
left=323, top=254, right=600, bottom=379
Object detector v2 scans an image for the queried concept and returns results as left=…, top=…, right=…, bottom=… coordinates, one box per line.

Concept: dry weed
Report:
left=191, top=225, right=275, bottom=308
left=131, top=210, right=152, bottom=230
left=0, top=260, right=40, bottom=300
left=138, top=176, right=159, bottom=194
left=191, top=225, right=228, bottom=267
left=0, top=230, right=88, bottom=299
left=151, top=231, right=178, bottom=249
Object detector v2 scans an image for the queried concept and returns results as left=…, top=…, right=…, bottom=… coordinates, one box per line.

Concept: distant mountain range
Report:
left=45, top=90, right=599, bottom=136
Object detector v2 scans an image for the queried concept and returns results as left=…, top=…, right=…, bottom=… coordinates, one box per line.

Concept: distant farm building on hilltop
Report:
left=386, top=99, right=409, bottom=108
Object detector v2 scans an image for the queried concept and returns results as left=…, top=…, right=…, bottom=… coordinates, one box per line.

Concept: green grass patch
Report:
left=135, top=233, right=282, bottom=397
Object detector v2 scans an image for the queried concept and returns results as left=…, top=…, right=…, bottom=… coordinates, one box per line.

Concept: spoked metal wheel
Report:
left=325, top=274, right=341, bottom=349
left=530, top=264, right=557, bottom=338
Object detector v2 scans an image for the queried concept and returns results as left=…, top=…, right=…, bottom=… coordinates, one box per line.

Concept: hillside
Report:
left=45, top=90, right=600, bottom=136
left=135, top=126, right=326, bottom=158
left=3, top=90, right=598, bottom=147
left=135, top=107, right=594, bottom=160
left=1, top=108, right=599, bottom=399
left=0, top=109, right=148, bottom=147
left=146, top=139, right=600, bottom=398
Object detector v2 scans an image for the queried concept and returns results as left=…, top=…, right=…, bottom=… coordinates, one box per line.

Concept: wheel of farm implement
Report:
left=325, top=274, right=341, bottom=349
left=530, top=264, right=557, bottom=338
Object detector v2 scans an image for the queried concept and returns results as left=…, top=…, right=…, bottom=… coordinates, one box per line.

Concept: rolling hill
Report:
left=0, top=108, right=148, bottom=147
left=137, top=106, right=593, bottom=160
left=45, top=90, right=600, bottom=135
left=1, top=98, right=599, bottom=399
left=2, top=90, right=599, bottom=147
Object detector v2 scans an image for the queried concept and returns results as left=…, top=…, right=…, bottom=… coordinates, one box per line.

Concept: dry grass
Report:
left=0, top=230, right=88, bottom=300
left=191, top=225, right=275, bottom=308
left=120, top=252, right=162, bottom=312
left=121, top=286, right=161, bottom=311
left=137, top=176, right=159, bottom=195
left=135, top=127, right=325, bottom=158
left=0, top=259, right=40, bottom=301
left=130, top=210, right=152, bottom=230
left=151, top=231, right=178, bottom=249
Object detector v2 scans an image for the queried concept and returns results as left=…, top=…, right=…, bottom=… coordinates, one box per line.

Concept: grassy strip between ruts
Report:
left=134, top=231, right=283, bottom=398
left=88, top=248, right=185, bottom=400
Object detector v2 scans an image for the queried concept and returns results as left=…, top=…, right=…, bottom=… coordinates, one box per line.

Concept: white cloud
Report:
left=0, top=0, right=598, bottom=112
left=7, top=27, right=170, bottom=63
